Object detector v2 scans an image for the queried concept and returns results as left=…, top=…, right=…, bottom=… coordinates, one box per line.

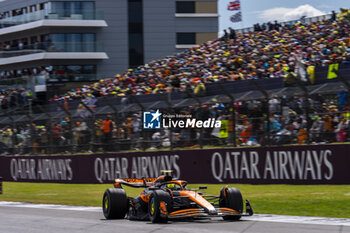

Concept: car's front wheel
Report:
left=219, top=187, right=243, bottom=220
left=148, top=190, right=172, bottom=223
left=102, top=188, right=128, bottom=219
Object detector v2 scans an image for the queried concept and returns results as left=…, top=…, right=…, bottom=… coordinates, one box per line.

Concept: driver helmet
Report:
left=166, top=183, right=176, bottom=189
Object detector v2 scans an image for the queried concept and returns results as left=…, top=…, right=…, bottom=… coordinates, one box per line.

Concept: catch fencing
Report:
left=0, top=68, right=349, bottom=155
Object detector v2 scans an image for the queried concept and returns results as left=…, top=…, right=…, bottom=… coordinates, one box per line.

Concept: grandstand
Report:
left=0, top=10, right=350, bottom=154
left=49, top=10, right=350, bottom=99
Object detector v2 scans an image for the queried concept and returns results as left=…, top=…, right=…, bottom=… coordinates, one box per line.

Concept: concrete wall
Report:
left=143, top=0, right=176, bottom=63
left=0, top=0, right=218, bottom=77
left=196, top=32, right=217, bottom=44
left=175, top=17, right=218, bottom=32
left=94, top=0, right=129, bottom=77
left=195, top=1, right=217, bottom=13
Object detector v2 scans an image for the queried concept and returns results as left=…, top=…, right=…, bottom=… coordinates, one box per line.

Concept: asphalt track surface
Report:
left=0, top=203, right=349, bottom=233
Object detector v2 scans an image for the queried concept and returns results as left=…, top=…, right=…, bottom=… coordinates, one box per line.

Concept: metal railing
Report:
left=0, top=75, right=349, bottom=155
left=0, top=42, right=104, bottom=58
left=0, top=9, right=104, bottom=28
left=235, top=14, right=332, bottom=34
left=0, top=106, right=348, bottom=155
left=0, top=74, right=104, bottom=90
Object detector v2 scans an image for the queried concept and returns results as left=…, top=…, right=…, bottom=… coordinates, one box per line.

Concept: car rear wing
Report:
left=114, top=178, right=157, bottom=188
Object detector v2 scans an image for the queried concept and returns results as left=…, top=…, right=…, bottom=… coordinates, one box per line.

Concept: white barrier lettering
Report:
left=94, top=155, right=181, bottom=183
left=212, top=150, right=334, bottom=182
left=10, top=158, right=72, bottom=181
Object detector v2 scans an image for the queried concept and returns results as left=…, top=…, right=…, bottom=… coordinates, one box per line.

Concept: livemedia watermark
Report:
left=143, top=110, right=221, bottom=129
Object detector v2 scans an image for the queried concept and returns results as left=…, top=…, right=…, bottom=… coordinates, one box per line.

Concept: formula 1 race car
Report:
left=102, top=171, right=253, bottom=223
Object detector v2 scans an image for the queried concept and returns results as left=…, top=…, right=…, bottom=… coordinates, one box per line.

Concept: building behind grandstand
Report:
left=0, top=0, right=218, bottom=99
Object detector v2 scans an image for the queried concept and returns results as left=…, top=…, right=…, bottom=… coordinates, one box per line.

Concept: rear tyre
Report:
left=148, top=190, right=172, bottom=223
left=103, top=188, right=128, bottom=219
left=219, top=187, right=243, bottom=220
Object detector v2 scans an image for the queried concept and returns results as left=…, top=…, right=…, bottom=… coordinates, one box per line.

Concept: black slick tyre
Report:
left=148, top=190, right=172, bottom=223
left=219, top=187, right=243, bottom=220
left=103, top=188, right=128, bottom=219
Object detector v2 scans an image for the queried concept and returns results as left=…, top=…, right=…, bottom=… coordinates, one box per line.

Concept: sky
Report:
left=219, top=0, right=350, bottom=32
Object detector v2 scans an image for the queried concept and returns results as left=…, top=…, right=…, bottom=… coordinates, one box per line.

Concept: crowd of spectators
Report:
left=1, top=10, right=349, bottom=104
left=0, top=66, right=48, bottom=80
left=0, top=88, right=349, bottom=154
left=0, top=39, right=60, bottom=60
left=234, top=90, right=350, bottom=146
left=0, top=67, right=43, bottom=110
left=1, top=10, right=350, bottom=154
left=0, top=88, right=32, bottom=109
left=44, top=9, right=350, bottom=102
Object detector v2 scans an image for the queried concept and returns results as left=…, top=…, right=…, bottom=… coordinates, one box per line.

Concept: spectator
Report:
left=222, top=29, right=229, bottom=41
left=102, top=115, right=114, bottom=151
left=331, top=11, right=337, bottom=21
left=337, top=89, right=348, bottom=110
left=337, top=8, right=350, bottom=21
left=229, top=27, right=236, bottom=40
left=194, top=81, right=206, bottom=96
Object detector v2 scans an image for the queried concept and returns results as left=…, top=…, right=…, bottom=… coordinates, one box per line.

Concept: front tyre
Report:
left=148, top=190, right=172, bottom=223
left=103, top=188, right=128, bottom=219
left=219, top=187, right=243, bottom=220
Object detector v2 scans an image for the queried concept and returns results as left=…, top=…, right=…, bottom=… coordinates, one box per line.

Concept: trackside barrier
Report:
left=0, top=144, right=349, bottom=185
left=0, top=177, right=2, bottom=194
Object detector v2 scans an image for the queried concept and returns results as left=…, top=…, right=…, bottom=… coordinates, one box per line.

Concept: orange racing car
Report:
left=102, top=171, right=253, bottom=223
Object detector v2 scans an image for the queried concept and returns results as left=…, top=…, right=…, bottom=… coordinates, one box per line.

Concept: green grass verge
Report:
left=0, top=182, right=349, bottom=218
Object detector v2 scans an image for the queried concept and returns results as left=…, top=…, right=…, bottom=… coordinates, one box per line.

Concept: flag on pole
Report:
left=295, top=56, right=307, bottom=82
left=230, top=11, right=242, bottom=22
left=227, top=1, right=241, bottom=11
left=327, top=63, right=339, bottom=79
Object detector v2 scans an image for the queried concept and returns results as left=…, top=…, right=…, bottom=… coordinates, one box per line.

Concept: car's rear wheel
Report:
left=148, top=190, right=172, bottom=223
left=103, top=188, right=128, bottom=219
left=219, top=187, right=243, bottom=220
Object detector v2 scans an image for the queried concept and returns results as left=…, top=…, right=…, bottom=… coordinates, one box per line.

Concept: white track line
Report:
left=0, top=201, right=100, bottom=212
left=0, top=201, right=349, bottom=226
left=245, top=214, right=350, bottom=226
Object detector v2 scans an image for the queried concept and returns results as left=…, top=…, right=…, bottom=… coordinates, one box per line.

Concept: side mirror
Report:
left=199, top=186, right=207, bottom=190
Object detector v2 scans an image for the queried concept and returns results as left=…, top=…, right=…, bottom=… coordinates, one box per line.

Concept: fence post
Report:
left=79, top=100, right=96, bottom=152
left=28, top=99, right=35, bottom=154
left=0, top=177, right=2, bottom=194
left=185, top=90, right=203, bottom=149
left=56, top=102, right=73, bottom=153
left=129, top=95, right=146, bottom=151
left=36, top=105, right=53, bottom=154
left=160, top=94, right=174, bottom=151
left=2, top=109, right=17, bottom=154
left=294, top=65, right=311, bottom=145
left=103, top=97, right=120, bottom=152
left=217, top=83, right=236, bottom=147
left=249, top=79, right=270, bottom=146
